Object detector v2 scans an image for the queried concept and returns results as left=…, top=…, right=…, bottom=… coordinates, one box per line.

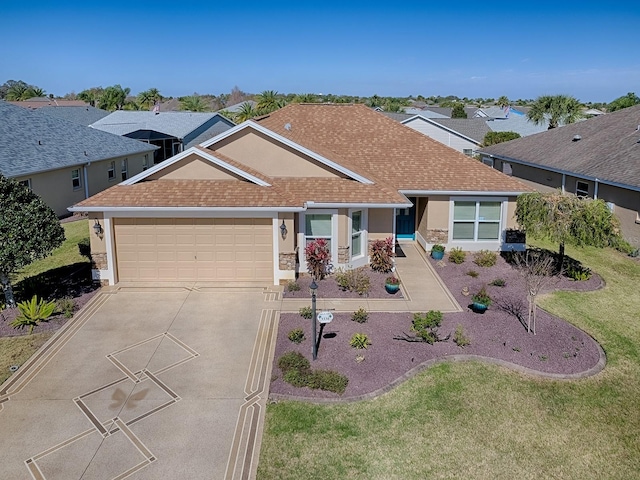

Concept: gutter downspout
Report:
left=594, top=179, right=599, bottom=199
left=561, top=173, right=566, bottom=193
left=83, top=163, right=90, bottom=199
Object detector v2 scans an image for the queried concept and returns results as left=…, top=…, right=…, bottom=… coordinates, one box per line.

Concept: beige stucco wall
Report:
left=338, top=209, right=349, bottom=245
left=416, top=197, right=428, bottom=239
left=368, top=209, right=393, bottom=240
left=277, top=212, right=295, bottom=253
left=147, top=154, right=238, bottom=181
left=16, top=167, right=87, bottom=217
left=505, top=197, right=519, bottom=229
left=214, top=130, right=345, bottom=178
left=426, top=196, right=450, bottom=229
left=87, top=153, right=148, bottom=196
left=598, top=184, right=640, bottom=247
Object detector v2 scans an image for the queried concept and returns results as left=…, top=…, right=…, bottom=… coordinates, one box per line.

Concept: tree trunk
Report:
left=0, top=271, right=16, bottom=308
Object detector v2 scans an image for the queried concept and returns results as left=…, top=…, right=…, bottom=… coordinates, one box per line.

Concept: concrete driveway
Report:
left=0, top=285, right=280, bottom=479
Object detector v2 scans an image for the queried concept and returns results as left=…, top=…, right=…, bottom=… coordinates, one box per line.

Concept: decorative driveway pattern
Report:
left=0, top=286, right=278, bottom=480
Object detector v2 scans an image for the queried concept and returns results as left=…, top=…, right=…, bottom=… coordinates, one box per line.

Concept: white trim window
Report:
left=108, top=161, right=116, bottom=181
left=305, top=213, right=333, bottom=249
left=350, top=210, right=364, bottom=259
left=463, top=148, right=474, bottom=157
left=121, top=158, right=128, bottom=181
left=19, top=178, right=31, bottom=190
left=71, top=169, right=81, bottom=190
left=576, top=180, right=589, bottom=197
left=452, top=200, right=502, bottom=241
left=143, top=154, right=149, bottom=171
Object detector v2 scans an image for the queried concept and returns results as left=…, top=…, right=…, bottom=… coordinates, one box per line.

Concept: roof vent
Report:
left=572, top=135, right=582, bottom=142
left=284, top=123, right=291, bottom=131
left=38, top=140, right=42, bottom=145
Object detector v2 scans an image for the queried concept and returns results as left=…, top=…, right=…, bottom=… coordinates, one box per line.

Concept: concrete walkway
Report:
left=280, top=242, right=462, bottom=313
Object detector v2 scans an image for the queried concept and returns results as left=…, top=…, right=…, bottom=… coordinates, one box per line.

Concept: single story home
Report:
left=70, top=104, right=531, bottom=286
left=89, top=111, right=235, bottom=164
left=0, top=101, right=158, bottom=217
left=479, top=104, right=640, bottom=247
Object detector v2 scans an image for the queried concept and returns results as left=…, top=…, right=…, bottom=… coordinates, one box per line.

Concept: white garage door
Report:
left=114, top=218, right=273, bottom=282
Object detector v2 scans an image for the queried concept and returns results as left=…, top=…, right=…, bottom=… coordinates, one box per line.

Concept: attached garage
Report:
left=113, top=218, right=273, bottom=282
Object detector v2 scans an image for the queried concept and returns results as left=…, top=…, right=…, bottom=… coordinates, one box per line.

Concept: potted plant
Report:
left=431, top=244, right=445, bottom=260
left=471, top=286, right=492, bottom=313
left=384, top=275, right=401, bottom=294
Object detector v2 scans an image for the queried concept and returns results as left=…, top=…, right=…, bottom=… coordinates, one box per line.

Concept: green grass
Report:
left=0, top=332, right=54, bottom=384
left=258, top=242, right=640, bottom=479
left=15, top=219, right=90, bottom=282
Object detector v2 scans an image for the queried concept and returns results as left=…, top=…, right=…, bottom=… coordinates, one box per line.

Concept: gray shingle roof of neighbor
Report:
left=429, top=118, right=492, bottom=144
left=32, top=105, right=110, bottom=126
left=0, top=101, right=158, bottom=178
left=402, top=107, right=449, bottom=118
left=479, top=104, right=640, bottom=189
left=485, top=114, right=550, bottom=136
left=90, top=110, right=225, bottom=138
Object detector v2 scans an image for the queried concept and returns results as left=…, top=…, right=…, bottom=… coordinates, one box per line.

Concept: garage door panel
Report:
left=115, top=218, right=273, bottom=282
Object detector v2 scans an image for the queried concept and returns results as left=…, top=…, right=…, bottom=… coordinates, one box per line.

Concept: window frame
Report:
left=349, top=209, right=367, bottom=262
left=450, top=197, right=505, bottom=244
left=576, top=180, right=589, bottom=197
left=108, top=161, right=116, bottom=181
left=463, top=148, right=474, bottom=157
left=142, top=154, right=149, bottom=171
left=18, top=178, right=32, bottom=190
left=300, top=210, right=338, bottom=270
left=71, top=169, right=81, bottom=190
left=121, top=158, right=128, bottom=181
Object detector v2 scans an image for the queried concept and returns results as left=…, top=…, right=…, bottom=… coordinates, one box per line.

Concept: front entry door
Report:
left=395, top=198, right=416, bottom=239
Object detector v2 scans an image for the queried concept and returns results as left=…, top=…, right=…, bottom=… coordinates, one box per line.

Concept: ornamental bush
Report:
left=370, top=237, right=395, bottom=273
left=304, top=239, right=332, bottom=280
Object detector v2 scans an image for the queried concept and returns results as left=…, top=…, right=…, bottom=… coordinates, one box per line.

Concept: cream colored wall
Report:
left=277, top=212, right=295, bottom=253
left=426, top=196, right=450, bottom=229
left=87, top=153, right=148, bottom=197
left=338, top=209, right=349, bottom=245
left=505, top=197, right=519, bottom=229
left=146, top=154, right=238, bottom=180
left=215, top=130, right=344, bottom=177
left=88, top=213, right=107, bottom=255
left=416, top=197, right=428, bottom=239
left=16, top=168, right=87, bottom=217
left=368, top=209, right=393, bottom=239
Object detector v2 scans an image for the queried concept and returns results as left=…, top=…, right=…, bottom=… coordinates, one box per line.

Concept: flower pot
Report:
left=385, top=283, right=400, bottom=294
left=472, top=302, right=488, bottom=313
left=431, top=250, right=445, bottom=260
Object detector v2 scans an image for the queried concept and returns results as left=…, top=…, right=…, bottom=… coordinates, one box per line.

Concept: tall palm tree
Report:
left=234, top=102, right=258, bottom=122
left=256, top=90, right=285, bottom=115
left=292, top=93, right=317, bottom=103
left=180, top=95, right=208, bottom=112
left=496, top=95, right=510, bottom=108
left=527, top=94, right=583, bottom=129
left=5, top=83, right=29, bottom=101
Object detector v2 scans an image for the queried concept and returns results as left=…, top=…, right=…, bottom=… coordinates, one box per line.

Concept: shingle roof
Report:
left=257, top=104, right=530, bottom=193
left=479, top=104, right=640, bottom=189
left=32, top=105, right=110, bottom=126
left=428, top=118, right=492, bottom=144
left=0, top=101, right=158, bottom=178
left=90, top=110, right=224, bottom=138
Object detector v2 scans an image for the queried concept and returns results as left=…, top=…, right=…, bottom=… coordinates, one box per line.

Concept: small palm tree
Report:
left=256, top=90, right=285, bottom=115
left=180, top=95, right=208, bottom=112
left=527, top=94, right=583, bottom=129
left=10, top=295, right=57, bottom=335
left=234, top=101, right=258, bottom=122
left=496, top=95, right=510, bottom=108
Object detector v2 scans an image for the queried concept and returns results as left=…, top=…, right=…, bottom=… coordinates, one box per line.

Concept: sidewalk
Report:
left=279, top=243, right=462, bottom=313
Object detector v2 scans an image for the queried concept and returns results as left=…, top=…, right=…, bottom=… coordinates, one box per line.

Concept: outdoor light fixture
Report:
left=310, top=278, right=318, bottom=360
left=280, top=219, right=288, bottom=240
left=93, top=220, right=103, bottom=237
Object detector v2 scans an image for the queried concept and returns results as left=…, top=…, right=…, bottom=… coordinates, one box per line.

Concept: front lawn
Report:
left=258, top=242, right=640, bottom=479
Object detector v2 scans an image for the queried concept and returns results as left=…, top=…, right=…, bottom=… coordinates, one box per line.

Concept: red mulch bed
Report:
left=270, top=252, right=604, bottom=401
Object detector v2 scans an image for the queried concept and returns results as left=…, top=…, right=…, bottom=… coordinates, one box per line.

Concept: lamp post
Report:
left=310, top=278, right=318, bottom=360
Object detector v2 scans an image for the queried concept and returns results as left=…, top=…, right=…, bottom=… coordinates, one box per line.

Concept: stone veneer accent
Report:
left=279, top=252, right=297, bottom=270
left=338, top=246, right=350, bottom=264
left=91, top=252, right=107, bottom=270
left=425, top=229, right=448, bottom=244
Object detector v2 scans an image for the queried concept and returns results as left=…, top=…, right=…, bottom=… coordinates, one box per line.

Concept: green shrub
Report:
left=287, top=328, right=305, bottom=344
left=473, top=249, right=497, bottom=267
left=351, top=307, right=368, bottom=323
left=412, top=310, right=444, bottom=344
left=448, top=247, right=466, bottom=264
left=10, top=295, right=57, bottom=335
left=286, top=280, right=301, bottom=292
left=490, top=278, right=506, bottom=287
left=472, top=286, right=492, bottom=306
left=566, top=263, right=592, bottom=281
left=453, top=324, right=470, bottom=347
left=369, top=237, right=395, bottom=273
left=307, top=370, right=348, bottom=394
left=335, top=267, right=371, bottom=295
left=431, top=244, right=445, bottom=253
left=283, top=369, right=311, bottom=387
left=350, top=333, right=371, bottom=349
left=278, top=351, right=310, bottom=373
left=304, top=239, right=332, bottom=280
left=57, top=297, right=75, bottom=318
left=299, top=306, right=313, bottom=319
left=466, top=270, right=479, bottom=278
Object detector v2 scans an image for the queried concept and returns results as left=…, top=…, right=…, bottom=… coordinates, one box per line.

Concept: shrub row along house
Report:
left=70, top=103, right=531, bottom=286
left=479, top=104, right=640, bottom=247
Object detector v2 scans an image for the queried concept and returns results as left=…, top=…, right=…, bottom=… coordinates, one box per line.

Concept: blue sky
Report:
left=1, top=1, right=638, bottom=103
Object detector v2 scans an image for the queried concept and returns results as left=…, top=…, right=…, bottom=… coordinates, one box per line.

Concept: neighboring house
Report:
left=90, top=111, right=235, bottom=163
left=401, top=108, right=449, bottom=118
left=7, top=98, right=90, bottom=109
left=32, top=105, right=110, bottom=126
left=71, top=104, right=530, bottom=286
left=0, top=101, right=158, bottom=217
left=479, top=104, right=640, bottom=247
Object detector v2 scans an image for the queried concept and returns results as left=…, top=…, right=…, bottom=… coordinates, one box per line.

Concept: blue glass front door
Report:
left=395, top=199, right=416, bottom=239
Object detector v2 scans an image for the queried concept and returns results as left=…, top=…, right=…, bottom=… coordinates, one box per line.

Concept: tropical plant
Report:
left=304, top=239, right=332, bottom=280
left=137, top=88, right=163, bottom=110
left=256, top=90, right=285, bottom=115
left=350, top=333, right=371, bottom=349
left=10, top=295, right=57, bottom=334
left=607, top=92, right=640, bottom=112
left=351, top=307, right=368, bottom=323
left=527, top=94, right=583, bottom=129
left=431, top=244, right=445, bottom=253
left=483, top=131, right=521, bottom=146
left=472, top=287, right=492, bottom=306
left=448, top=247, right=466, bottom=264
left=98, top=84, right=131, bottom=111
left=410, top=310, right=445, bottom=344
left=299, top=306, right=313, bottom=319
left=180, top=94, right=208, bottom=112
left=234, top=101, right=259, bottom=122
left=77, top=87, right=104, bottom=107
left=385, top=276, right=400, bottom=286
left=292, top=93, right=318, bottom=103
left=369, top=237, right=395, bottom=273
left=287, top=329, right=305, bottom=344
left=496, top=95, right=510, bottom=108
left=0, top=175, right=65, bottom=306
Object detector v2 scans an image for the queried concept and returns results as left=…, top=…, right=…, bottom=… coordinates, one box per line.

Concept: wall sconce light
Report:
left=93, top=220, right=103, bottom=237
left=280, top=219, right=288, bottom=240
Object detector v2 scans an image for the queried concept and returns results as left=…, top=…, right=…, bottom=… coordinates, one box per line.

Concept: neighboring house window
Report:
left=121, top=158, right=128, bottom=181
left=351, top=210, right=364, bottom=259
left=482, top=157, right=494, bottom=167
left=305, top=214, right=332, bottom=249
left=18, top=179, right=31, bottom=190
left=452, top=200, right=502, bottom=241
left=502, top=162, right=512, bottom=176
left=463, top=148, right=474, bottom=157
left=143, top=154, right=149, bottom=171
left=108, top=161, right=116, bottom=181
left=71, top=169, right=81, bottom=190
left=576, top=181, right=589, bottom=197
